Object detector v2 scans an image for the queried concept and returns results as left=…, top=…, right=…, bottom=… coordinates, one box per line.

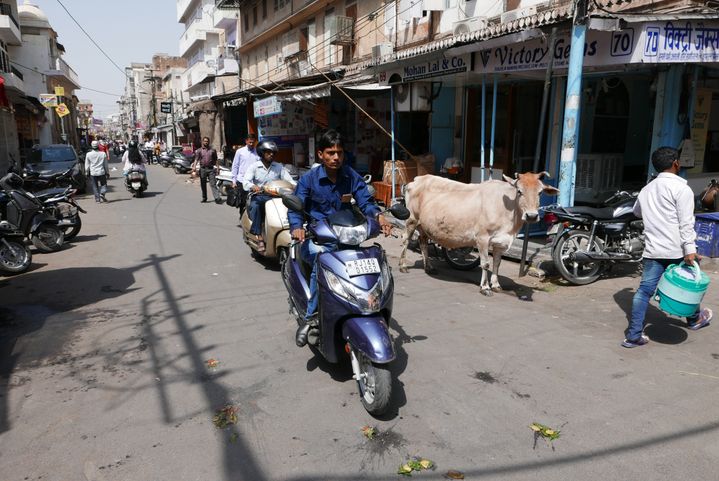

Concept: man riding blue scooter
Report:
left=289, top=129, right=393, bottom=347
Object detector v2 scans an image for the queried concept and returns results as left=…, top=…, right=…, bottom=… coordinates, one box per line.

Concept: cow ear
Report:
left=502, top=174, right=518, bottom=186
left=542, top=184, right=560, bottom=196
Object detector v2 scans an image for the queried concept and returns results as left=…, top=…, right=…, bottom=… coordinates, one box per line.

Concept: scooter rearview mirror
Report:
left=388, top=203, right=410, bottom=221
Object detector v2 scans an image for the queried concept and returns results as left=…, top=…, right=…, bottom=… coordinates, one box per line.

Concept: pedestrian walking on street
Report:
left=231, top=133, right=259, bottom=213
left=193, top=136, right=222, bottom=204
left=85, top=140, right=110, bottom=203
left=622, top=146, right=713, bottom=348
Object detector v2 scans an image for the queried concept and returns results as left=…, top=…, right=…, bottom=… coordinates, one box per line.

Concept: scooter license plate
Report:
left=345, top=258, right=381, bottom=277
left=547, top=224, right=560, bottom=235
left=132, top=182, right=141, bottom=189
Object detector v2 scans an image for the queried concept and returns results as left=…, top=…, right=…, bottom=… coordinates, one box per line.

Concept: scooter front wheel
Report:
left=352, top=349, right=392, bottom=416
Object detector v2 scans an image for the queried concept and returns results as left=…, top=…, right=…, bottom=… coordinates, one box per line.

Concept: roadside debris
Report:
left=530, top=422, right=561, bottom=450
left=444, top=470, right=465, bottom=479
left=206, top=358, right=220, bottom=369
left=398, top=457, right=434, bottom=476
left=213, top=405, right=238, bottom=429
left=361, top=425, right=377, bottom=440
left=229, top=432, right=239, bottom=443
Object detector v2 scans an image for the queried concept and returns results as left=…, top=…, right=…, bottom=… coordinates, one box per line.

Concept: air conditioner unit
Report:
left=297, top=59, right=311, bottom=76
left=282, top=31, right=302, bottom=60
left=393, top=83, right=432, bottom=113
left=422, top=0, right=447, bottom=10
left=330, top=16, right=355, bottom=46
left=371, top=43, right=393, bottom=62
left=500, top=5, right=537, bottom=24
left=452, top=16, right=487, bottom=36
left=574, top=154, right=623, bottom=204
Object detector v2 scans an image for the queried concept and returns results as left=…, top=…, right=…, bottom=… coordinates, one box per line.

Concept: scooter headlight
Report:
left=323, top=269, right=382, bottom=314
left=332, top=222, right=368, bottom=245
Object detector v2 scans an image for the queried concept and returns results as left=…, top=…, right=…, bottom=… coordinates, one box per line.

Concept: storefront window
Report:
left=591, top=78, right=629, bottom=154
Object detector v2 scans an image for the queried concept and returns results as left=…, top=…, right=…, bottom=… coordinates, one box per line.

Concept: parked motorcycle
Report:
left=0, top=173, right=64, bottom=252
left=215, top=166, right=234, bottom=196
left=544, top=191, right=644, bottom=285
left=159, top=151, right=174, bottom=168
left=125, top=168, right=148, bottom=198
left=0, top=220, right=32, bottom=274
left=241, top=180, right=294, bottom=262
left=172, top=154, right=193, bottom=174
left=281, top=193, right=409, bottom=416
left=34, top=186, right=86, bottom=240
left=20, top=167, right=84, bottom=193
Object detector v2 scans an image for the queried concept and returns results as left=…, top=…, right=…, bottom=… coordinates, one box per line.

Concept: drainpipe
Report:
left=558, top=0, right=589, bottom=207
left=391, top=88, right=397, bottom=203
left=489, top=75, right=498, bottom=178
left=481, top=75, right=486, bottom=182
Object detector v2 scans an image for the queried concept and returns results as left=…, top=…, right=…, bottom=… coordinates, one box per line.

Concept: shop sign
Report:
left=54, top=86, right=65, bottom=97
left=160, top=102, right=173, bottom=114
left=473, top=20, right=719, bottom=74
left=253, top=95, right=282, bottom=117
left=39, top=94, right=57, bottom=108
left=379, top=55, right=469, bottom=85
left=55, top=103, right=70, bottom=118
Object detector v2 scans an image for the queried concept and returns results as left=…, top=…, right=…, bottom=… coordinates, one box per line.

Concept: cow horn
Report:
left=537, top=171, right=551, bottom=179
left=514, top=172, right=518, bottom=179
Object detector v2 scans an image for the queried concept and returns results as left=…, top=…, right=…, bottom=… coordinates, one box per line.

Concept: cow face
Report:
left=502, top=172, right=560, bottom=223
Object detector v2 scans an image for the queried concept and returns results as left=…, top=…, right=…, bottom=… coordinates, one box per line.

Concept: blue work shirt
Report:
left=288, top=164, right=380, bottom=230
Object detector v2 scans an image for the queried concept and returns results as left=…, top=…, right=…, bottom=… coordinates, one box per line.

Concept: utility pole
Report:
left=558, top=0, right=589, bottom=207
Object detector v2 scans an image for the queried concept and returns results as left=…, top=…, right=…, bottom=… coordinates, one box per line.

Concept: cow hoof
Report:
left=480, top=289, right=493, bottom=297
left=399, top=266, right=409, bottom=274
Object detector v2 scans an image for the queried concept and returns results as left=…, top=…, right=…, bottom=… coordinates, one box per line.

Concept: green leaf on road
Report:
left=213, top=405, right=238, bottom=429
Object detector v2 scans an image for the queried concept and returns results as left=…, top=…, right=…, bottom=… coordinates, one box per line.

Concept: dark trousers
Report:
left=199, top=167, right=220, bottom=201
left=247, top=194, right=272, bottom=235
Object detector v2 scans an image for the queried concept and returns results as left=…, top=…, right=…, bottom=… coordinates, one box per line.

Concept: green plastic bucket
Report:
left=655, top=262, right=711, bottom=317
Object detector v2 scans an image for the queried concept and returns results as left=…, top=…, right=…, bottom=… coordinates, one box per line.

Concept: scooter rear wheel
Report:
left=354, top=349, right=392, bottom=416
left=31, top=224, right=64, bottom=253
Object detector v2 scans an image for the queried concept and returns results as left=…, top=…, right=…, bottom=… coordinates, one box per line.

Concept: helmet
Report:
left=128, top=140, right=138, bottom=149
left=256, top=140, right=278, bottom=158
left=91, top=140, right=99, bottom=149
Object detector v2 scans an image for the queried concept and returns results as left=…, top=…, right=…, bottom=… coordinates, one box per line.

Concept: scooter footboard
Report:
left=342, top=316, right=395, bottom=363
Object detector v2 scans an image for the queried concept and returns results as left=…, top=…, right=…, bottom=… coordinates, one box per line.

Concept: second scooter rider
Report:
left=242, top=140, right=295, bottom=253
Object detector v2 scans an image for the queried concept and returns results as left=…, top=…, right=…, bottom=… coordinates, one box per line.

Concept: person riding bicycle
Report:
left=242, top=140, right=295, bottom=253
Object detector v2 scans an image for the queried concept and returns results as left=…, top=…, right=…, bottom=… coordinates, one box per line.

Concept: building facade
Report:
left=0, top=0, right=23, bottom=174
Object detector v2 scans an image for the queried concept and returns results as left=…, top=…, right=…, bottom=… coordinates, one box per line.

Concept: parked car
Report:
left=25, top=145, right=86, bottom=193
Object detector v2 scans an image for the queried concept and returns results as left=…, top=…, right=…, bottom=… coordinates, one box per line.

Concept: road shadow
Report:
left=67, top=234, right=107, bottom=243
left=613, top=287, right=688, bottom=344
left=0, top=266, right=138, bottom=434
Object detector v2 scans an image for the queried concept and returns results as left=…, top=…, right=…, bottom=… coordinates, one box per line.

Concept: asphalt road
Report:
left=1, top=158, right=718, bottom=481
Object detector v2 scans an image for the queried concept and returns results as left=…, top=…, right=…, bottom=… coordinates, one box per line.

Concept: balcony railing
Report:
left=47, top=56, right=81, bottom=88
left=0, top=3, right=19, bottom=29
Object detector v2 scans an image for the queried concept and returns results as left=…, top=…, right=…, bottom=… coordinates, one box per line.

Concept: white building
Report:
left=11, top=1, right=80, bottom=147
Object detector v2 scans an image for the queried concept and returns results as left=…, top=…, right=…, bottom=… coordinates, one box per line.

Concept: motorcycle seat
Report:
left=561, top=206, right=616, bottom=220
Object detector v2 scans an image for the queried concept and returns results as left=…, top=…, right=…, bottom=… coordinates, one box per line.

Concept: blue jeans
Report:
left=301, top=240, right=338, bottom=321
left=90, top=175, right=107, bottom=200
left=247, top=194, right=273, bottom=235
left=626, top=258, right=700, bottom=341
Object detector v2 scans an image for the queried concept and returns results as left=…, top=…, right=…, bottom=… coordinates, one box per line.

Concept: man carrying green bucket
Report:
left=623, top=147, right=713, bottom=348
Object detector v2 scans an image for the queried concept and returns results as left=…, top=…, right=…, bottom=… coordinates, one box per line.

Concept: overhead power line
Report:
left=9, top=60, right=124, bottom=97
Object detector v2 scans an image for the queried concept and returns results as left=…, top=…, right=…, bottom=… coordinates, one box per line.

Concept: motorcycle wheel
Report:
left=0, top=239, right=32, bottom=273
left=174, top=166, right=182, bottom=174
left=278, top=247, right=288, bottom=268
left=354, top=349, right=392, bottom=416
left=442, top=246, right=482, bottom=271
left=30, top=224, right=65, bottom=253
left=552, top=230, right=605, bottom=285
left=219, top=183, right=229, bottom=196
left=55, top=202, right=81, bottom=240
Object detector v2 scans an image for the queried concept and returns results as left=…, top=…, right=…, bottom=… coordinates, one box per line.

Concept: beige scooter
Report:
left=241, top=179, right=295, bottom=263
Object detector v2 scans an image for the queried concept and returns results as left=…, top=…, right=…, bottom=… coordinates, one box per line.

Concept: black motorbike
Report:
left=0, top=221, right=32, bottom=274
left=159, top=151, right=173, bottom=168
left=172, top=153, right=193, bottom=174
left=544, top=191, right=644, bottom=285
left=33, top=186, right=86, bottom=240
left=0, top=174, right=64, bottom=253
left=125, top=168, right=148, bottom=198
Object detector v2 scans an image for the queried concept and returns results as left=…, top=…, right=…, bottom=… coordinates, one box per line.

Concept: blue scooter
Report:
left=281, top=194, right=408, bottom=416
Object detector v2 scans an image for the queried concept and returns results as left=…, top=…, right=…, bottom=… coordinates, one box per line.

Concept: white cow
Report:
left=398, top=172, right=559, bottom=295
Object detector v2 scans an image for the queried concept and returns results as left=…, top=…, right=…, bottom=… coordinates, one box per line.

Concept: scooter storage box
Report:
left=655, top=263, right=711, bottom=317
